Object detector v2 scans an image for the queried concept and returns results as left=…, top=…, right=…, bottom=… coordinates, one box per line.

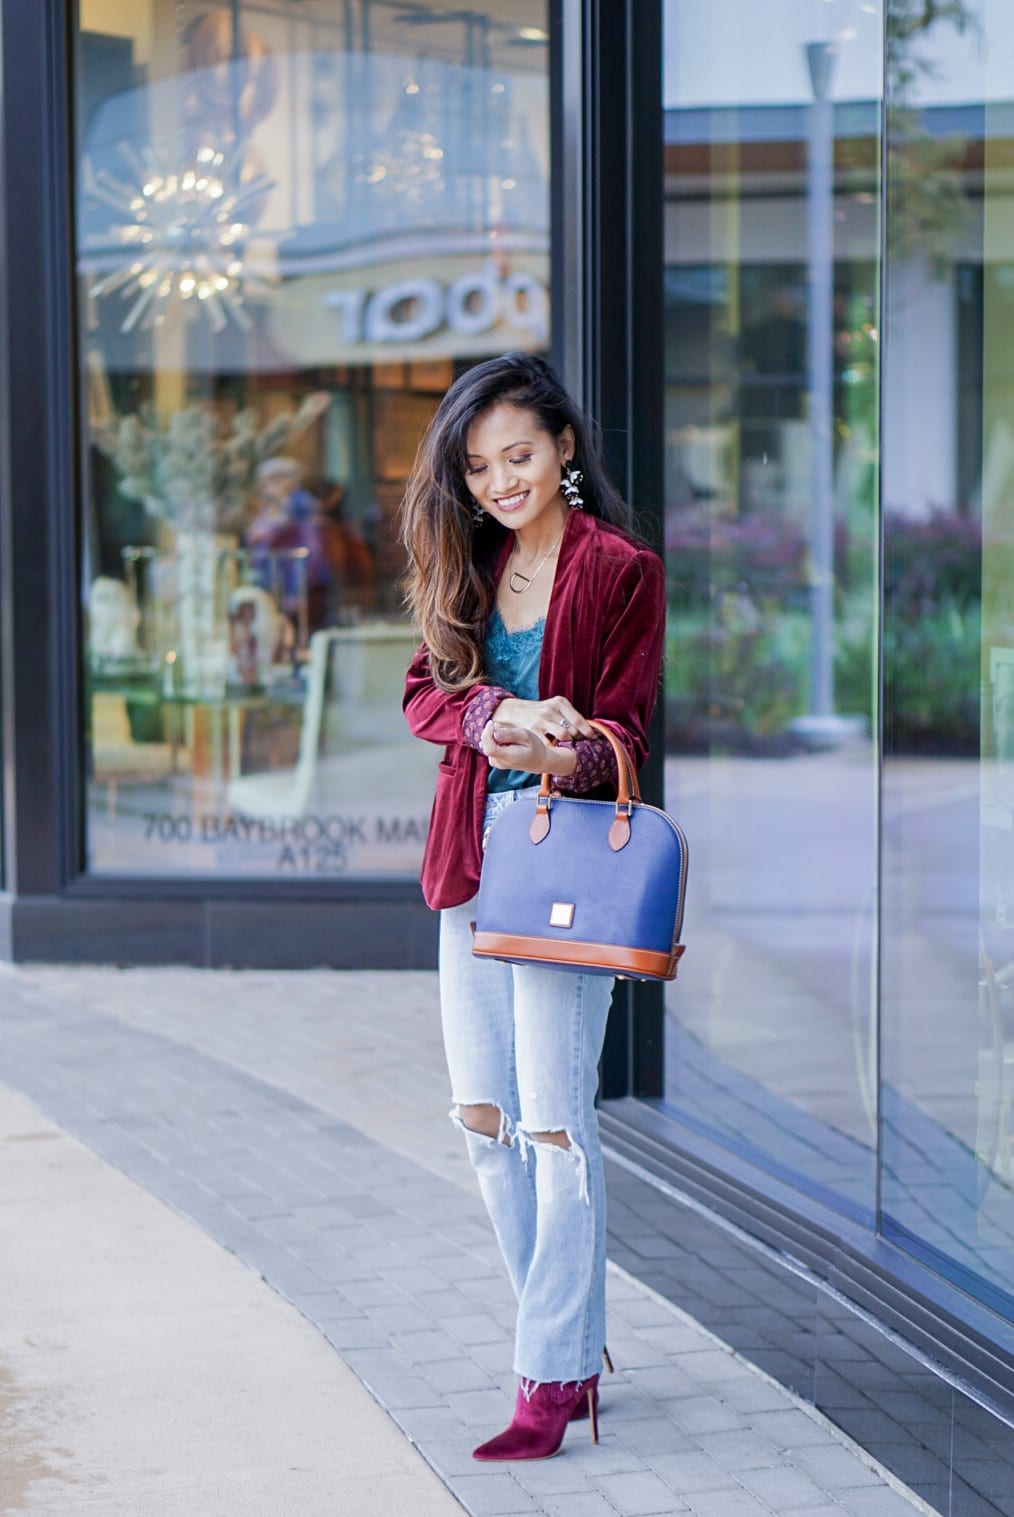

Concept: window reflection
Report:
left=659, top=0, right=1014, bottom=1316
left=883, top=0, right=1014, bottom=1315
left=661, top=0, right=882, bottom=1218
left=77, top=0, right=549, bottom=878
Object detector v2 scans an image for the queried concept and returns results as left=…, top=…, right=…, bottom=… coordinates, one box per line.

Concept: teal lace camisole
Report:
left=483, top=607, right=545, bottom=793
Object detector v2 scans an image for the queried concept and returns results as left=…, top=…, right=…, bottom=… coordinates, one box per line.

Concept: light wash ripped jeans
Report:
left=438, top=790, right=614, bottom=1386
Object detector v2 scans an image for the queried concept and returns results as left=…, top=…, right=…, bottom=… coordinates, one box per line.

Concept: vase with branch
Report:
left=94, top=393, right=329, bottom=695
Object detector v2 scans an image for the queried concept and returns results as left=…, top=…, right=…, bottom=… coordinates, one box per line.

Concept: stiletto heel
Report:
left=588, top=1386, right=600, bottom=1443
left=571, top=1346, right=612, bottom=1422
left=570, top=1346, right=613, bottom=1422
left=569, top=1381, right=597, bottom=1422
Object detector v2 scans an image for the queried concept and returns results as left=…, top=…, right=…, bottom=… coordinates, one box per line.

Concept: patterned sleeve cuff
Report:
left=552, top=736, right=618, bottom=794
left=462, top=684, right=511, bottom=750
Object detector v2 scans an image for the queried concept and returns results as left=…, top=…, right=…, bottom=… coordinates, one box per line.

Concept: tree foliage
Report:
left=886, top=0, right=977, bottom=268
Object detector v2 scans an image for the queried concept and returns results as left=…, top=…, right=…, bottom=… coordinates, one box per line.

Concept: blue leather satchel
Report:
left=472, top=721, right=688, bottom=981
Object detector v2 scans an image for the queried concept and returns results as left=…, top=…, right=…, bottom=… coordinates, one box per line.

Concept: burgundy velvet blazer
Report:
left=403, top=509, right=667, bottom=910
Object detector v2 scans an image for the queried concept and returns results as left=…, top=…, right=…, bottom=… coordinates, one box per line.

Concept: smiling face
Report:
left=463, top=403, right=574, bottom=540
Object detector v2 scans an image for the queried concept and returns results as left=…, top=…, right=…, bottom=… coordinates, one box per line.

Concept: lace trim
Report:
left=484, top=608, right=546, bottom=661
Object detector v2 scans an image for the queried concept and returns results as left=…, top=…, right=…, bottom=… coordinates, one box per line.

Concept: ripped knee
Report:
left=517, top=1126, right=590, bottom=1203
left=452, top=1101, right=513, bottom=1146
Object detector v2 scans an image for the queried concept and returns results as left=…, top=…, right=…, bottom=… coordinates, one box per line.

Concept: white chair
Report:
left=226, top=622, right=422, bottom=822
left=226, top=627, right=338, bottom=821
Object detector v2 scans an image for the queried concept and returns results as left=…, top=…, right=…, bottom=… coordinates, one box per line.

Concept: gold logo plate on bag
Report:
left=550, top=902, right=575, bottom=928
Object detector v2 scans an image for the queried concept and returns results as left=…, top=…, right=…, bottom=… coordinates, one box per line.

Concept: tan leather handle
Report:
left=536, top=719, right=639, bottom=802
left=589, top=719, right=642, bottom=803
left=531, top=719, right=640, bottom=850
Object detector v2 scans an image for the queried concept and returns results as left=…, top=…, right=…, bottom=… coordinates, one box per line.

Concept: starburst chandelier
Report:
left=83, top=139, right=274, bottom=334
left=358, top=75, right=446, bottom=225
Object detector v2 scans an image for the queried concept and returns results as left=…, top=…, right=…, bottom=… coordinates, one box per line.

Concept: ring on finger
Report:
left=559, top=717, right=571, bottom=730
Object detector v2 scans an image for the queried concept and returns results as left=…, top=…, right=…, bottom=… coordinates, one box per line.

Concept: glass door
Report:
left=881, top=0, right=1014, bottom=1319
left=660, top=0, right=883, bottom=1221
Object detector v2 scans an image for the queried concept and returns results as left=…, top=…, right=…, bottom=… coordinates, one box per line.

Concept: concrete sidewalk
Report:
left=0, top=965, right=937, bottom=1517
left=0, top=1084, right=461, bottom=1516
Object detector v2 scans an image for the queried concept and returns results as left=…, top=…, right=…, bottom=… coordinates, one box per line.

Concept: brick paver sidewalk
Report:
left=0, top=965, right=935, bottom=1517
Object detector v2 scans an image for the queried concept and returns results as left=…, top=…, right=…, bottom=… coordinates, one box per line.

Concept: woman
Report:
left=401, top=352, right=665, bottom=1461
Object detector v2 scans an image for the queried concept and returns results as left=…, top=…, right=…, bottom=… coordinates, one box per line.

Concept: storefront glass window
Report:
left=881, top=0, right=1014, bottom=1316
left=76, top=0, right=549, bottom=879
left=661, top=0, right=882, bottom=1219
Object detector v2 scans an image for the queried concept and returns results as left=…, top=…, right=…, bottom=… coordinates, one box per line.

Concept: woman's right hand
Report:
left=491, top=696, right=596, bottom=744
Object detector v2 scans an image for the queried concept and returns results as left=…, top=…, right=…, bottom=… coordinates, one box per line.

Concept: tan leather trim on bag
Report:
left=607, top=812, right=631, bottom=851
left=532, top=720, right=642, bottom=845
left=471, top=930, right=685, bottom=981
left=529, top=804, right=551, bottom=844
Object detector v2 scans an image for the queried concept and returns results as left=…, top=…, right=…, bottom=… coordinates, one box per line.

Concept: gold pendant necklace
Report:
left=508, top=533, right=562, bottom=594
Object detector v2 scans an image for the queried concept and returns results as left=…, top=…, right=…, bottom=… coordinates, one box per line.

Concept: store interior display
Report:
left=77, top=0, right=550, bottom=877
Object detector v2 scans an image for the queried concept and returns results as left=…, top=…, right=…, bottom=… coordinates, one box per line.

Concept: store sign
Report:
left=323, top=268, right=548, bottom=346
left=253, top=247, right=550, bottom=370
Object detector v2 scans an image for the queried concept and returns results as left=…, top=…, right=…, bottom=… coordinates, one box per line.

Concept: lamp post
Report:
left=780, top=40, right=842, bottom=758
left=806, top=39, right=836, bottom=722
left=792, top=36, right=864, bottom=748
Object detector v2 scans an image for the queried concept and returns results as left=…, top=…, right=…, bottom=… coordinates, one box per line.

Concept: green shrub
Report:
left=882, top=512, right=981, bottom=749
left=884, top=600, right=981, bottom=750
left=885, top=509, right=981, bottom=617
left=665, top=508, right=807, bottom=609
left=664, top=505, right=982, bottom=750
left=666, top=598, right=809, bottom=738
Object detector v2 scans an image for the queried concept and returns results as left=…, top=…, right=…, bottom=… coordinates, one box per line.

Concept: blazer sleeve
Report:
left=585, top=548, right=666, bottom=774
left=402, top=641, right=510, bottom=750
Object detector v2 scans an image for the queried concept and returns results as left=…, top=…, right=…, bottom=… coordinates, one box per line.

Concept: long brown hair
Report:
left=400, top=352, right=631, bottom=692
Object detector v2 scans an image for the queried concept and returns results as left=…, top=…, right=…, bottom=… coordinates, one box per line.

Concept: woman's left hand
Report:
left=480, top=721, right=578, bottom=778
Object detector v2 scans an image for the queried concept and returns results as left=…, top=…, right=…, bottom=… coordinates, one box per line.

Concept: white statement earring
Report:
left=472, top=502, right=484, bottom=525
left=562, top=461, right=584, bottom=511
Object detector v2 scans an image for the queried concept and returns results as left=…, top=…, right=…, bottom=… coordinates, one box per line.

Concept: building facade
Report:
left=1, top=0, right=1012, bottom=1507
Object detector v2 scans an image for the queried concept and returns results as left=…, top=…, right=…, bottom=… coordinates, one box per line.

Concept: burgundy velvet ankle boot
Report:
left=570, top=1346, right=613, bottom=1421
left=472, top=1375, right=600, bottom=1461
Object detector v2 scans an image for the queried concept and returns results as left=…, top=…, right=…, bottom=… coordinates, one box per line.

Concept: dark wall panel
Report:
left=7, top=895, right=437, bottom=968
